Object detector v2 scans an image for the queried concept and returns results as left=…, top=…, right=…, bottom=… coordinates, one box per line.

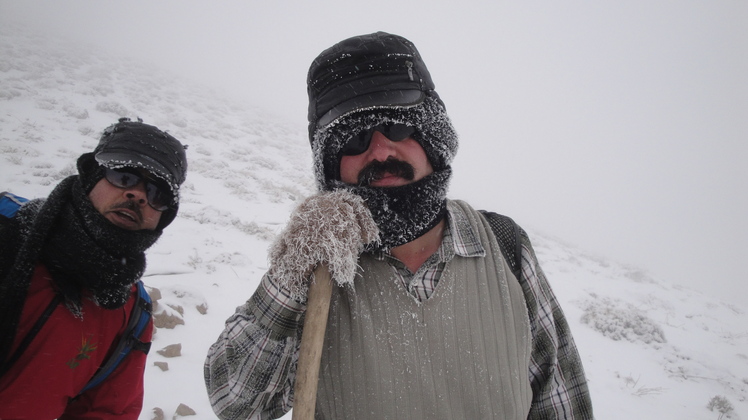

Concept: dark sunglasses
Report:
left=341, top=123, right=417, bottom=156
left=104, top=167, right=173, bottom=212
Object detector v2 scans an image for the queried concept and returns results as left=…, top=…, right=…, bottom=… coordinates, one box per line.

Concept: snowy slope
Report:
left=1, top=23, right=746, bottom=420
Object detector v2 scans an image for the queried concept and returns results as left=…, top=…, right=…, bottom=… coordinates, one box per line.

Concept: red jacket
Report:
left=0, top=264, right=153, bottom=419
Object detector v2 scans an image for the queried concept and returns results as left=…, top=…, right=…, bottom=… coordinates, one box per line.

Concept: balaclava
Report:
left=307, top=32, right=459, bottom=249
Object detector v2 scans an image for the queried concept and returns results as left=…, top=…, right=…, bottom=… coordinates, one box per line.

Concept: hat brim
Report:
left=95, top=150, right=175, bottom=188
left=317, top=90, right=425, bottom=128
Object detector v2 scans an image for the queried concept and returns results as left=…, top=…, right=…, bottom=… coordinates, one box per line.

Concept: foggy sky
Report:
left=2, top=0, right=746, bottom=307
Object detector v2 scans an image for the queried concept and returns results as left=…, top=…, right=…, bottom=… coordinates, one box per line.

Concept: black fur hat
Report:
left=307, top=32, right=458, bottom=188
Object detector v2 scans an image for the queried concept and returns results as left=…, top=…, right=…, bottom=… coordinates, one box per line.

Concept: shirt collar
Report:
left=445, top=200, right=486, bottom=258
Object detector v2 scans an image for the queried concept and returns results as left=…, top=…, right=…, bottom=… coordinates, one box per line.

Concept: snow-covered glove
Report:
left=267, top=190, right=380, bottom=301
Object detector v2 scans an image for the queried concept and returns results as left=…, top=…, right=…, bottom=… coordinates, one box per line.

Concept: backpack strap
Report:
left=0, top=190, right=43, bottom=378
left=77, top=280, right=153, bottom=395
left=479, top=210, right=523, bottom=281
left=0, top=294, right=63, bottom=377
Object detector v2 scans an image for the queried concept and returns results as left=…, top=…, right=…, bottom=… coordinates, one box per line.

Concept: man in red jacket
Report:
left=0, top=118, right=188, bottom=419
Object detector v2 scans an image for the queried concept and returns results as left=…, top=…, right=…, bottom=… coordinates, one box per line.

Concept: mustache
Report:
left=111, top=200, right=143, bottom=222
left=357, top=157, right=415, bottom=186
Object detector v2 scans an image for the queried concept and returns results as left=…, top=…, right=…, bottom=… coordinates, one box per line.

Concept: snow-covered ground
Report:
left=1, top=23, right=746, bottom=420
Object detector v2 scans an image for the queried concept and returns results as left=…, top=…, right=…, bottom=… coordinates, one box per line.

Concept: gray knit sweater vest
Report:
left=316, top=201, right=532, bottom=419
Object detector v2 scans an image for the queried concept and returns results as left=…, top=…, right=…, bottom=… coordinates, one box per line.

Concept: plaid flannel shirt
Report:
left=204, top=201, right=593, bottom=419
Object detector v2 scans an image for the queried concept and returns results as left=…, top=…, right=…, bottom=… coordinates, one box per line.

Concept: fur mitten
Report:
left=267, top=190, right=380, bottom=301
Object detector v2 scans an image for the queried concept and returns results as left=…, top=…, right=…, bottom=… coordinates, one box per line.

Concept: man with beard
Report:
left=0, top=118, right=187, bottom=419
left=205, top=32, right=593, bottom=419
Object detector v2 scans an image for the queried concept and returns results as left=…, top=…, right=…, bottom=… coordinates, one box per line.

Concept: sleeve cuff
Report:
left=247, top=273, right=306, bottom=339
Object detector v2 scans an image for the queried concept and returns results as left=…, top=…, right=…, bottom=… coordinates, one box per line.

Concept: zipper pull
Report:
left=406, top=61, right=414, bottom=81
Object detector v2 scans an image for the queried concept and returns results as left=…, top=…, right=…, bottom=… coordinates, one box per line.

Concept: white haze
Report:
left=1, top=14, right=747, bottom=420
left=3, top=0, right=745, bottom=308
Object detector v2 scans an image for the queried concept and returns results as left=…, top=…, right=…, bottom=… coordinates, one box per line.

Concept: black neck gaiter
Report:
left=0, top=176, right=161, bottom=365
left=40, top=180, right=161, bottom=312
left=325, top=168, right=451, bottom=250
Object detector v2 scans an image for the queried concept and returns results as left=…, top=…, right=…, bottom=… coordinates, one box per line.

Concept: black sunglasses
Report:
left=341, top=123, right=417, bottom=156
left=104, top=167, right=173, bottom=212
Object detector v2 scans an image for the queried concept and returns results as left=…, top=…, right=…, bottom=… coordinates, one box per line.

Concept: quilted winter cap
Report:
left=76, top=118, right=188, bottom=229
left=93, top=118, right=188, bottom=190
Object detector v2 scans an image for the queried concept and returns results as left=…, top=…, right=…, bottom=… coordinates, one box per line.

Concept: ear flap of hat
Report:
left=76, top=152, right=106, bottom=194
left=156, top=204, right=179, bottom=231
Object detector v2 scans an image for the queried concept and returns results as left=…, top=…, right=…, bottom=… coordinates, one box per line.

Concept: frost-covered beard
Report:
left=311, top=95, right=458, bottom=249
left=324, top=168, right=451, bottom=250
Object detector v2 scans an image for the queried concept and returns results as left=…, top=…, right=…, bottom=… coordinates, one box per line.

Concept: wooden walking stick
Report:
left=292, top=264, right=333, bottom=420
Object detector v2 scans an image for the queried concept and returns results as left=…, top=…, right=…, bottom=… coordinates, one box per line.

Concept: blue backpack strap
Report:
left=77, top=280, right=153, bottom=395
left=0, top=192, right=29, bottom=219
